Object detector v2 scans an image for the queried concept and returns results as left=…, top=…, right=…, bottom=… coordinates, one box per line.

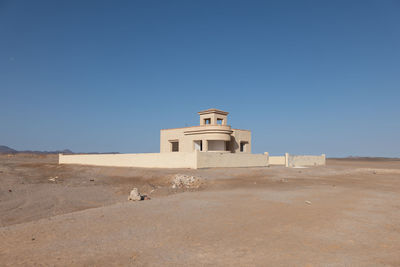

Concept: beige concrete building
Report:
left=160, top=109, right=251, bottom=153
left=58, top=108, right=325, bottom=169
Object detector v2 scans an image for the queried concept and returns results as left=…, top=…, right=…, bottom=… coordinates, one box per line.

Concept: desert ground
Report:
left=1, top=154, right=400, bottom=266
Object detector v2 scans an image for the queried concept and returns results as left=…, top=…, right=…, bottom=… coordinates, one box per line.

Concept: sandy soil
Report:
left=1, top=154, right=400, bottom=266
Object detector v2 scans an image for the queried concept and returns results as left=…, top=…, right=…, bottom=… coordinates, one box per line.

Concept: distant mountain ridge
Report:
left=0, top=145, right=17, bottom=153
left=0, top=145, right=120, bottom=154
left=0, top=145, right=73, bottom=154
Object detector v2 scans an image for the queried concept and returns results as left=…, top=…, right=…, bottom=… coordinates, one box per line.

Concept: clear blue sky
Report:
left=1, top=0, right=399, bottom=157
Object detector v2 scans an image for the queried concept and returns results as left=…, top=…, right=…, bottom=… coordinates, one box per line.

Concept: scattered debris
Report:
left=31, top=238, right=35, bottom=241
left=150, top=189, right=155, bottom=193
left=305, top=200, right=312, bottom=205
left=8, top=189, right=12, bottom=192
left=48, top=176, right=58, bottom=182
left=128, top=188, right=142, bottom=201
left=89, top=178, right=95, bottom=182
left=373, top=171, right=377, bottom=175
left=172, top=174, right=203, bottom=189
left=281, top=178, right=288, bottom=183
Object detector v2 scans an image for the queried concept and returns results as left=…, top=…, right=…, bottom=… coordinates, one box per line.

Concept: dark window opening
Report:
left=240, top=141, right=247, bottom=152
left=217, top=118, right=223, bottom=125
left=171, top=141, right=179, bottom=152
left=204, top=118, right=211, bottom=125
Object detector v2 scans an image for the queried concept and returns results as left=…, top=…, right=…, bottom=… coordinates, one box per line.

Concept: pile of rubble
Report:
left=128, top=188, right=150, bottom=201
left=171, top=174, right=203, bottom=189
left=128, top=174, right=204, bottom=201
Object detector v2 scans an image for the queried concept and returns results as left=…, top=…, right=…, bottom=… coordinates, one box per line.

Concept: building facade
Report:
left=160, top=109, right=251, bottom=153
left=58, top=108, right=325, bottom=169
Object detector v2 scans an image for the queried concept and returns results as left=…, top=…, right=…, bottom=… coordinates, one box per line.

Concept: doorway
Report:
left=194, top=140, right=203, bottom=151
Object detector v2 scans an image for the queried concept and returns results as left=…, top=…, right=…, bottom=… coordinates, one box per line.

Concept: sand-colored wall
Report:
left=269, top=156, right=286, bottom=165
left=230, top=129, right=251, bottom=153
left=196, top=151, right=268, bottom=168
left=59, top=151, right=269, bottom=169
left=59, top=153, right=197, bottom=168
left=267, top=153, right=326, bottom=167
left=287, top=154, right=326, bottom=167
left=160, top=128, right=187, bottom=152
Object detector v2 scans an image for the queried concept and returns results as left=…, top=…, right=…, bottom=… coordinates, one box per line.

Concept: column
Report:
left=203, top=140, right=208, bottom=152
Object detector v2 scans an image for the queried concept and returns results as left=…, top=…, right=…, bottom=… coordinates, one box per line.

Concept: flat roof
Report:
left=197, top=108, right=229, bottom=116
left=160, top=126, right=250, bottom=132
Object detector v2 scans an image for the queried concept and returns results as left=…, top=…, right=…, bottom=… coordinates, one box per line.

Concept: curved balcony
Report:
left=183, top=125, right=232, bottom=141
left=184, top=125, right=232, bottom=135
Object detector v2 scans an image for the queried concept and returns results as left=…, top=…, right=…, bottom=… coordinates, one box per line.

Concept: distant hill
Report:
left=0, top=145, right=73, bottom=154
left=0, top=145, right=17, bottom=153
left=0, top=146, right=120, bottom=155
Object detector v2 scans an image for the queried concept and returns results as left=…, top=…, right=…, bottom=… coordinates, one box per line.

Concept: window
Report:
left=240, top=141, right=247, bottom=152
left=204, top=118, right=211, bottom=125
left=217, top=118, right=223, bottom=125
left=194, top=140, right=202, bottom=151
left=171, top=141, right=179, bottom=152
left=208, top=140, right=225, bottom=151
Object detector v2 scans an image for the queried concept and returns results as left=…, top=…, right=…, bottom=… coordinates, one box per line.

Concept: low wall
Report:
left=265, top=152, right=326, bottom=167
left=287, top=154, right=326, bottom=167
left=196, top=151, right=268, bottom=168
left=59, top=153, right=197, bottom=169
left=59, top=152, right=324, bottom=169
left=269, top=156, right=286, bottom=165
left=59, top=152, right=269, bottom=169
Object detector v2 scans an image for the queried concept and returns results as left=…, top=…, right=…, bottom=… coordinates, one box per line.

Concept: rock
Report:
left=305, top=200, right=312, bottom=205
left=171, top=174, right=203, bottom=189
left=89, top=178, right=95, bottom=182
left=48, top=176, right=58, bottom=182
left=128, top=188, right=142, bottom=201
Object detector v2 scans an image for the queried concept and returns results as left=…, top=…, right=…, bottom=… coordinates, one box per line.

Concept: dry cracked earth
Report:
left=1, top=154, right=400, bottom=266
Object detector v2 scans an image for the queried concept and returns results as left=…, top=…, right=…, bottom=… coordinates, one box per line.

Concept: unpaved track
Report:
left=1, top=154, right=400, bottom=266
